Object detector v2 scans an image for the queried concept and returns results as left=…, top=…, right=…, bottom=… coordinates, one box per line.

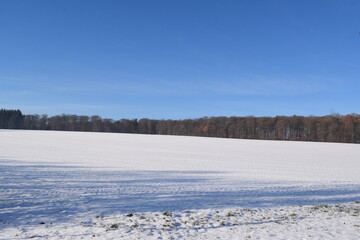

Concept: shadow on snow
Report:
left=0, top=159, right=359, bottom=227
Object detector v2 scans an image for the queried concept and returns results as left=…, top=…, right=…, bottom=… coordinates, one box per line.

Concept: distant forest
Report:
left=1, top=108, right=360, bottom=143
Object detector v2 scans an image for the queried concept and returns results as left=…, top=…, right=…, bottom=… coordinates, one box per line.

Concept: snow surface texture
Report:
left=0, top=130, right=359, bottom=239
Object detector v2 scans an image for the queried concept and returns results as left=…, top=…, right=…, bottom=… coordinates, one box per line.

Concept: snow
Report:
left=0, top=130, right=359, bottom=239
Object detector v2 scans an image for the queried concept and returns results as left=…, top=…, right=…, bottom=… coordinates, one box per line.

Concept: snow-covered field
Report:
left=0, top=130, right=359, bottom=239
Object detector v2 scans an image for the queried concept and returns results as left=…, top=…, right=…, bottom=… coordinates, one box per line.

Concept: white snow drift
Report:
left=0, top=130, right=359, bottom=239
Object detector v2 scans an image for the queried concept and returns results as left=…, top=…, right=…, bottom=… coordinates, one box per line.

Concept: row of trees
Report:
left=0, top=109, right=24, bottom=129
left=1, top=109, right=360, bottom=143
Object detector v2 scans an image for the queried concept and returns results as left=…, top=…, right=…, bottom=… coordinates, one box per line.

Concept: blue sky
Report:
left=1, top=0, right=359, bottom=119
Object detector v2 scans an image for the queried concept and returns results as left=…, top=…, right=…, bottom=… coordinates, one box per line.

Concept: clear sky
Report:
left=1, top=0, right=359, bottom=119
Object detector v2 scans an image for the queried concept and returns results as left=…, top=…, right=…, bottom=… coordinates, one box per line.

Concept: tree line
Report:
left=1, top=109, right=360, bottom=143
left=0, top=109, right=24, bottom=129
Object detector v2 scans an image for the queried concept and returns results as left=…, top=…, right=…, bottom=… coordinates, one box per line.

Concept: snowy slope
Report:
left=0, top=130, right=359, bottom=239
